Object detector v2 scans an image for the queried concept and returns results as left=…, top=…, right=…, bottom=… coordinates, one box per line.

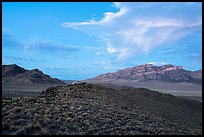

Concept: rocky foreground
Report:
left=2, top=83, right=202, bottom=135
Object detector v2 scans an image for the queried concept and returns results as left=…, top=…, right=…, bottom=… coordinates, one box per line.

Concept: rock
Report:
left=70, top=106, right=75, bottom=111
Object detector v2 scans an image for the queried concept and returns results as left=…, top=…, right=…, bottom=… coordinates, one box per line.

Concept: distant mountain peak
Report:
left=3, top=64, right=22, bottom=68
left=2, top=64, right=27, bottom=77
left=32, top=68, right=41, bottom=71
left=30, top=68, right=43, bottom=74
left=10, top=64, right=18, bottom=66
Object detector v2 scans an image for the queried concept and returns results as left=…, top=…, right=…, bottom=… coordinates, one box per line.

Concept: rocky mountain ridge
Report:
left=89, top=64, right=202, bottom=84
left=2, top=64, right=64, bottom=85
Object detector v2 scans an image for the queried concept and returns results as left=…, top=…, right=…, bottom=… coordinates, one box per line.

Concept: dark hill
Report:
left=2, top=64, right=64, bottom=85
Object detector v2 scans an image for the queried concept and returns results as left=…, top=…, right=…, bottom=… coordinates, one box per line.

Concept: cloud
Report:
left=93, top=60, right=133, bottom=71
left=161, top=48, right=177, bottom=54
left=93, top=61, right=114, bottom=70
left=184, top=52, right=202, bottom=60
left=3, top=29, right=80, bottom=56
left=2, top=28, right=21, bottom=49
left=3, top=56, right=47, bottom=62
left=94, top=61, right=108, bottom=65
left=147, top=62, right=169, bottom=66
left=22, top=37, right=79, bottom=53
left=96, top=51, right=102, bottom=55
left=61, top=2, right=202, bottom=60
left=2, top=28, right=14, bottom=36
left=3, top=29, right=79, bottom=54
left=189, top=53, right=201, bottom=58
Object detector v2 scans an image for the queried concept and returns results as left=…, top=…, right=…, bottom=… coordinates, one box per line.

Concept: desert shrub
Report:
left=13, top=118, right=26, bottom=125
left=2, top=123, right=10, bottom=130
left=23, top=124, right=35, bottom=134
left=9, top=125, right=19, bottom=131
left=42, top=116, right=52, bottom=126
left=16, top=129, right=26, bottom=135
left=40, top=127, right=50, bottom=135
left=33, top=113, right=40, bottom=122
left=25, top=111, right=33, bottom=118
left=13, top=107, right=22, bottom=113
left=67, top=112, right=75, bottom=118
left=4, top=118, right=11, bottom=124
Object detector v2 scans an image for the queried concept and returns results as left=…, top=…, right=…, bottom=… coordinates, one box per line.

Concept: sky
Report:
left=2, top=2, right=202, bottom=80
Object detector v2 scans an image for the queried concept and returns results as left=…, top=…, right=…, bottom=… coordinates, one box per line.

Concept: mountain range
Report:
left=85, top=64, right=202, bottom=91
left=2, top=64, right=64, bottom=85
left=87, top=64, right=202, bottom=84
left=2, top=63, right=202, bottom=91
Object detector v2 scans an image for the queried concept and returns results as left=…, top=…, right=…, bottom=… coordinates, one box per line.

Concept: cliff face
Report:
left=90, top=64, right=202, bottom=84
left=2, top=64, right=64, bottom=85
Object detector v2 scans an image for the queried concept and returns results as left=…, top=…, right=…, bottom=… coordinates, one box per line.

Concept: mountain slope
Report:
left=2, top=64, right=64, bottom=85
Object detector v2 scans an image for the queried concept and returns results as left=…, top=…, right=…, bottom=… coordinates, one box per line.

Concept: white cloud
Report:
left=2, top=28, right=13, bottom=36
left=96, top=51, right=102, bottom=55
left=94, top=61, right=107, bottom=65
left=188, top=53, right=201, bottom=58
left=93, top=61, right=114, bottom=70
left=107, top=47, right=117, bottom=54
left=147, top=62, right=169, bottom=66
left=62, top=2, right=202, bottom=60
left=22, top=37, right=79, bottom=52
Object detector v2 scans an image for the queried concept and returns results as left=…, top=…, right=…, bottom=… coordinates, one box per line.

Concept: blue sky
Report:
left=2, top=2, right=202, bottom=80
